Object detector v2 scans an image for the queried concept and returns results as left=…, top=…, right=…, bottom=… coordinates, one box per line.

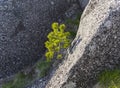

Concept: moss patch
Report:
left=98, top=69, right=120, bottom=88
left=36, top=61, right=51, bottom=77
left=2, top=72, right=32, bottom=88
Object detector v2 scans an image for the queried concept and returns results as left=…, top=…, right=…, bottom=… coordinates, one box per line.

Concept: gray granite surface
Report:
left=0, top=0, right=71, bottom=79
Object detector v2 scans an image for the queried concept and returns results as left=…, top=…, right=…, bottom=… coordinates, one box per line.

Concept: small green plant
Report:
left=36, top=61, right=51, bottom=77
left=2, top=81, right=13, bottom=88
left=45, top=22, right=71, bottom=62
left=98, top=69, right=120, bottom=88
left=69, top=31, right=77, bottom=38
left=65, top=12, right=82, bottom=26
left=64, top=12, right=82, bottom=39
left=2, top=72, right=31, bottom=88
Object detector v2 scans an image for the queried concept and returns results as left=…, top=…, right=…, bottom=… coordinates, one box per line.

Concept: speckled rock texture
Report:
left=0, top=0, right=72, bottom=79
left=46, top=0, right=120, bottom=88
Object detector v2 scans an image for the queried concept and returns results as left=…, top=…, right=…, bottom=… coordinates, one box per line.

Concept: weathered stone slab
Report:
left=46, top=0, right=120, bottom=88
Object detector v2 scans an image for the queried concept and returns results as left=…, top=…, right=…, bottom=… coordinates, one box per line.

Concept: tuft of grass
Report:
left=69, top=31, right=77, bottom=38
left=65, top=12, right=82, bottom=26
left=65, top=19, right=79, bottom=25
left=36, top=61, right=51, bottom=77
left=2, top=72, right=32, bottom=88
left=64, top=12, right=82, bottom=39
left=2, top=60, right=51, bottom=88
left=98, top=69, right=120, bottom=88
left=2, top=81, right=13, bottom=88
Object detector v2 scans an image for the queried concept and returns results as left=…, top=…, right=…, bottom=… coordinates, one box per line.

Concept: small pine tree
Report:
left=45, top=22, right=71, bottom=62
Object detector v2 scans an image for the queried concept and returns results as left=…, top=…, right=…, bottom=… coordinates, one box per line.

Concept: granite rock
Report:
left=0, top=0, right=71, bottom=79
left=46, top=0, right=120, bottom=88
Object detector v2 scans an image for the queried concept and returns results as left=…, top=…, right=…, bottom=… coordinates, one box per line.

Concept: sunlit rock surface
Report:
left=46, top=0, right=120, bottom=88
